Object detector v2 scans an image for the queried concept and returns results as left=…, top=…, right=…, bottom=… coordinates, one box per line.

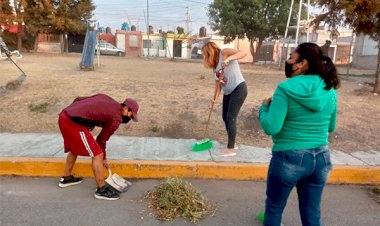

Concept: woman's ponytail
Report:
left=295, top=43, right=340, bottom=90
left=320, top=55, right=340, bottom=90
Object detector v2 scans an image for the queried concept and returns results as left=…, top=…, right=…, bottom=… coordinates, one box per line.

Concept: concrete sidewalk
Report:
left=0, top=132, right=379, bottom=184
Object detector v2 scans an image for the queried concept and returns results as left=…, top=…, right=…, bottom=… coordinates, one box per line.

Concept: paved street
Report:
left=1, top=176, right=379, bottom=226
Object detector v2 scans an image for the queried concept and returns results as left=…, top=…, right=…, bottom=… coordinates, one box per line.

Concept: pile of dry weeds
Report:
left=145, top=177, right=216, bottom=223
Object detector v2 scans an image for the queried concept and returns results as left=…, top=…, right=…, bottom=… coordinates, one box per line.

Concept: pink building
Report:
left=115, top=30, right=143, bottom=57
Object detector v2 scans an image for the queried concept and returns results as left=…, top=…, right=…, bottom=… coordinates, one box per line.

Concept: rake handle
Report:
left=9, top=56, right=26, bottom=75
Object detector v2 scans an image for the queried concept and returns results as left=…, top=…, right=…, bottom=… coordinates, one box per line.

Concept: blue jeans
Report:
left=264, top=146, right=333, bottom=226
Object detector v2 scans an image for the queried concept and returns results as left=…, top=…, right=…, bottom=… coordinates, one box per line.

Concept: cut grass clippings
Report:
left=28, top=102, right=49, bottom=113
left=145, top=177, right=216, bottom=223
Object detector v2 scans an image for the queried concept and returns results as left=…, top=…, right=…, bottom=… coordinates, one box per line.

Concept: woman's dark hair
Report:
left=295, top=42, right=340, bottom=90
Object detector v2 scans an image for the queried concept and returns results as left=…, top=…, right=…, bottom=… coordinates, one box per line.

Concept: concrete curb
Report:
left=1, top=157, right=379, bottom=184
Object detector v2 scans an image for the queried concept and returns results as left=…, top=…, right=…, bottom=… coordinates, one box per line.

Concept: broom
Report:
left=192, top=101, right=215, bottom=152
left=0, top=40, right=27, bottom=91
left=192, top=69, right=225, bottom=152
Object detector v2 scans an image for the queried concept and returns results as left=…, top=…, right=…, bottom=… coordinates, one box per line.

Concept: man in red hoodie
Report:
left=58, top=93, right=139, bottom=200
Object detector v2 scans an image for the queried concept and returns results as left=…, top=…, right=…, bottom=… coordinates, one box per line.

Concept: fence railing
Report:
left=37, top=34, right=60, bottom=43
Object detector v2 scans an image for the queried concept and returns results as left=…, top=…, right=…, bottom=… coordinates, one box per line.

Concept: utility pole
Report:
left=147, top=0, right=150, bottom=57
left=185, top=6, right=191, bottom=34
left=306, top=0, right=310, bottom=42
left=346, top=33, right=355, bottom=78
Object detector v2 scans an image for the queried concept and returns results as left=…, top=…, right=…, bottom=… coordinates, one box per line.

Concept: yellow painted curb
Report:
left=0, top=157, right=379, bottom=184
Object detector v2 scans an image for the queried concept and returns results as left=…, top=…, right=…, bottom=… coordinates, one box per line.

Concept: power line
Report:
left=92, top=0, right=211, bottom=33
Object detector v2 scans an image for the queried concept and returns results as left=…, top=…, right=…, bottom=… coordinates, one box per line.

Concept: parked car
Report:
left=95, top=42, right=125, bottom=56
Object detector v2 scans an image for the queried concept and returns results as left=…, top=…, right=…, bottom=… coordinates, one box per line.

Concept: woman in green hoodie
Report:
left=259, top=43, right=340, bottom=226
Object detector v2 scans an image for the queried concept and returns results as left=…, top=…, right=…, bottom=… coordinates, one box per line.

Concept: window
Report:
left=143, top=40, right=152, bottom=48
left=156, top=40, right=164, bottom=50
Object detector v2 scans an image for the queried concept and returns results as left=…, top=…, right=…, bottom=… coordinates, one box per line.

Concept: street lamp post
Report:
left=147, top=0, right=150, bottom=57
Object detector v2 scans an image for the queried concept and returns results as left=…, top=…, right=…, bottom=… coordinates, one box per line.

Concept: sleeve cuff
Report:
left=258, top=105, right=268, bottom=118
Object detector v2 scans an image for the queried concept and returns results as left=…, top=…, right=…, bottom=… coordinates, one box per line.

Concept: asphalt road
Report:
left=0, top=176, right=379, bottom=226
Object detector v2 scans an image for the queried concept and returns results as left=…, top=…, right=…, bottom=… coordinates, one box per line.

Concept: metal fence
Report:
left=37, top=34, right=60, bottom=43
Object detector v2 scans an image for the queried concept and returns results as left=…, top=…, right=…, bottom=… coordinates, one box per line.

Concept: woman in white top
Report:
left=202, top=42, right=248, bottom=157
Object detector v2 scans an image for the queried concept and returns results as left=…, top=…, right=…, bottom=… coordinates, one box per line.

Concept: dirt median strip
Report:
left=0, top=157, right=379, bottom=184
left=1, top=55, right=379, bottom=153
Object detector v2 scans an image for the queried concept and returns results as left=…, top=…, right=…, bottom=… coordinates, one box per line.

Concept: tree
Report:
left=9, top=0, right=95, bottom=53
left=23, top=0, right=56, bottom=50
left=13, top=0, right=24, bottom=50
left=176, top=26, right=184, bottom=34
left=51, top=0, right=95, bottom=53
left=313, top=0, right=380, bottom=93
left=148, top=25, right=153, bottom=34
left=121, top=22, right=129, bottom=31
left=0, top=0, right=15, bottom=36
left=208, top=0, right=303, bottom=62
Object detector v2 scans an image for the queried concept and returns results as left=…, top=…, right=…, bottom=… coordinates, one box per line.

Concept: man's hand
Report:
left=103, top=159, right=109, bottom=168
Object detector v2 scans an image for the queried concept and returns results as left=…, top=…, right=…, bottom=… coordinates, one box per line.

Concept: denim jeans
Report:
left=264, top=146, right=333, bottom=226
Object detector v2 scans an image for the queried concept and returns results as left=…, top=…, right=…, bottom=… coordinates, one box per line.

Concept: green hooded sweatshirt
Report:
left=259, top=75, right=337, bottom=151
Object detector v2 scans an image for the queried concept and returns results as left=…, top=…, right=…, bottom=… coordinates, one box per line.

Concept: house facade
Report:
left=115, top=30, right=143, bottom=57
left=141, top=33, right=166, bottom=57
left=164, top=33, right=192, bottom=59
left=190, top=34, right=253, bottom=63
left=352, top=34, right=378, bottom=70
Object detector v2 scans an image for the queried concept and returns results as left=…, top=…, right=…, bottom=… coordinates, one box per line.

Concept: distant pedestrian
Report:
left=320, top=40, right=331, bottom=57
left=201, top=41, right=248, bottom=157
left=259, top=43, right=340, bottom=225
left=58, top=93, right=139, bottom=200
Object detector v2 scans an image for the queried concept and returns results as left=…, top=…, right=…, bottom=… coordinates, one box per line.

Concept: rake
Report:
left=0, top=39, right=27, bottom=91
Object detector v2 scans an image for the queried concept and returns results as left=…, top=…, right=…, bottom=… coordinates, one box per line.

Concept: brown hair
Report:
left=201, top=42, right=220, bottom=69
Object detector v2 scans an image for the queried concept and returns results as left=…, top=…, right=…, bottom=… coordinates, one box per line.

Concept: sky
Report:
left=91, top=0, right=213, bottom=34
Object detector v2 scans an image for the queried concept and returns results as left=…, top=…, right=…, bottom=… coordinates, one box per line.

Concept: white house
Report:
left=142, top=33, right=166, bottom=57
left=164, top=33, right=192, bottom=59
left=352, top=34, right=378, bottom=69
